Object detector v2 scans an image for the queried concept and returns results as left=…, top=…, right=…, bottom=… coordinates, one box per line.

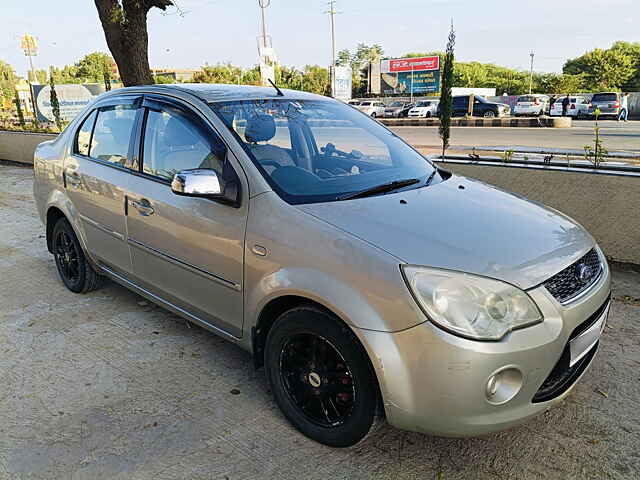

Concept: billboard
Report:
left=381, top=70, right=440, bottom=95
left=380, top=56, right=439, bottom=73
left=332, top=66, right=352, bottom=101
left=380, top=56, right=440, bottom=95
left=32, top=84, right=105, bottom=123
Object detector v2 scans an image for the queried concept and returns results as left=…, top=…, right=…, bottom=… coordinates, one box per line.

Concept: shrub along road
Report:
left=0, top=164, right=639, bottom=479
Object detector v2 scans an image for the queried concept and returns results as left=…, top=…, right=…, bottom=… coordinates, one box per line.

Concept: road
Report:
left=390, top=120, right=640, bottom=153
left=1, top=163, right=639, bottom=479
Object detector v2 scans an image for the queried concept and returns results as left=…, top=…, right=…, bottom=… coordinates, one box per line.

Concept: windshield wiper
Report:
left=338, top=178, right=420, bottom=201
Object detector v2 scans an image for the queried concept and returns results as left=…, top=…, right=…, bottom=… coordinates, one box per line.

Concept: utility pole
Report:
left=259, top=0, right=269, bottom=56
left=529, top=51, right=535, bottom=94
left=326, top=1, right=338, bottom=97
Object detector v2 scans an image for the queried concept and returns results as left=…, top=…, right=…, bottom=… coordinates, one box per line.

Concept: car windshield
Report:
left=389, top=101, right=404, bottom=107
left=592, top=93, right=617, bottom=102
left=210, top=98, right=439, bottom=204
left=517, top=96, right=536, bottom=102
left=416, top=101, right=431, bottom=107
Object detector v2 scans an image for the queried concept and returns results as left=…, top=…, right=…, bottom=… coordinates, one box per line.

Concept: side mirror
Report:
left=171, top=168, right=239, bottom=206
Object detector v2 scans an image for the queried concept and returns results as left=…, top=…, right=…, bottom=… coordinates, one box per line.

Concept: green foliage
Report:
left=49, top=71, right=63, bottom=131
left=192, top=63, right=261, bottom=85
left=564, top=44, right=636, bottom=91
left=0, top=60, right=17, bottom=103
left=439, top=22, right=455, bottom=158
left=301, top=65, right=330, bottom=95
left=50, top=52, right=115, bottom=84
left=535, top=73, right=586, bottom=94
left=14, top=90, right=25, bottom=127
left=28, top=69, right=48, bottom=84
left=583, top=108, right=608, bottom=168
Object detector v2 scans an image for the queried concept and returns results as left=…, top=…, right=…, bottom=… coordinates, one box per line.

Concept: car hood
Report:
left=297, top=175, right=594, bottom=290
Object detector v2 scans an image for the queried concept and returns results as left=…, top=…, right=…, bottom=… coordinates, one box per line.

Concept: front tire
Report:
left=52, top=218, right=103, bottom=293
left=370, top=112, right=377, bottom=118
left=484, top=110, right=496, bottom=118
left=265, top=305, right=378, bottom=447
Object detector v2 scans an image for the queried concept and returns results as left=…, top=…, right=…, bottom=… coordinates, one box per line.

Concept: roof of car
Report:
left=100, top=83, right=326, bottom=103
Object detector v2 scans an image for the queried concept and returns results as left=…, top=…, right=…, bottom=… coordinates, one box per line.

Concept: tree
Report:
left=439, top=22, right=455, bottom=158
left=276, top=65, right=302, bottom=90
left=564, top=47, right=634, bottom=91
left=14, top=90, right=25, bottom=127
left=0, top=60, right=17, bottom=104
left=535, top=73, right=586, bottom=94
left=302, top=65, right=329, bottom=95
left=76, top=52, right=114, bottom=83
left=94, top=0, right=174, bottom=86
left=28, top=69, right=48, bottom=84
left=49, top=70, right=63, bottom=130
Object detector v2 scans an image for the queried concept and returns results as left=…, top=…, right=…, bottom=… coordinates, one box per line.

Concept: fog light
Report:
left=485, top=367, right=523, bottom=405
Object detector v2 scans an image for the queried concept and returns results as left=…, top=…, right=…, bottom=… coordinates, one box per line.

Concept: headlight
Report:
left=402, top=266, right=542, bottom=340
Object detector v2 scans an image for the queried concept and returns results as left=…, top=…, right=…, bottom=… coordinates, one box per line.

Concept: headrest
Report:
left=164, top=117, right=199, bottom=147
left=244, top=114, right=276, bottom=143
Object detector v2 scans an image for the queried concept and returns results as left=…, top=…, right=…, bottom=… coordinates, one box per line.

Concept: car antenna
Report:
left=268, top=78, right=284, bottom=97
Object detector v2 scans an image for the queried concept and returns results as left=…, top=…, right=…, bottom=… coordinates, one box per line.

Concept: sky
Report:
left=1, top=0, right=637, bottom=77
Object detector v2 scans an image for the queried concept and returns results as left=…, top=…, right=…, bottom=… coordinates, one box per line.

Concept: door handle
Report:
left=130, top=198, right=155, bottom=216
left=66, top=170, right=81, bottom=187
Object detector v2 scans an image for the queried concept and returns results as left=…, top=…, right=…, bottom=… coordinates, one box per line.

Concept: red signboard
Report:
left=386, top=56, right=439, bottom=73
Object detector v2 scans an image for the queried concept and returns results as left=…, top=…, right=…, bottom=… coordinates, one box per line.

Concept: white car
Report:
left=550, top=96, right=589, bottom=117
left=513, top=95, right=549, bottom=116
left=358, top=101, right=386, bottom=117
left=407, top=100, right=439, bottom=118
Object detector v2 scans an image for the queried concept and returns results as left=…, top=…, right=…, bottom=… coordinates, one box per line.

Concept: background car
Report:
left=438, top=95, right=510, bottom=118
left=588, top=92, right=622, bottom=118
left=357, top=100, right=386, bottom=117
left=513, top=95, right=549, bottom=116
left=383, top=101, right=411, bottom=118
left=407, top=100, right=439, bottom=118
left=550, top=96, right=589, bottom=117
left=347, top=100, right=361, bottom=108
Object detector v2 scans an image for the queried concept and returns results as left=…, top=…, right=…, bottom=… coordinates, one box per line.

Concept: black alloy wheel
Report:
left=265, top=305, right=379, bottom=447
left=279, top=332, right=356, bottom=428
left=51, top=218, right=103, bottom=293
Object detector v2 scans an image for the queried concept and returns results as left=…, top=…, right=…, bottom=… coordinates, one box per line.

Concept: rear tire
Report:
left=265, top=305, right=378, bottom=447
left=52, top=218, right=103, bottom=293
left=371, top=112, right=377, bottom=118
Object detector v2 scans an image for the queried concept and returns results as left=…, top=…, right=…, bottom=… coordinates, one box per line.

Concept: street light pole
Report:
left=410, top=65, right=414, bottom=103
left=326, top=1, right=337, bottom=97
left=529, top=51, right=534, bottom=94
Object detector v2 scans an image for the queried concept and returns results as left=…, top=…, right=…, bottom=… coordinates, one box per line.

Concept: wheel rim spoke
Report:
left=279, top=332, right=356, bottom=428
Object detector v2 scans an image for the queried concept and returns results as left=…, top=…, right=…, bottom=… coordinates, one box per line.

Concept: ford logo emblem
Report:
left=575, top=264, right=595, bottom=284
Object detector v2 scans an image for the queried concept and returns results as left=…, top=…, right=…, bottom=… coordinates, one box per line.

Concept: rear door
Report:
left=64, top=96, right=141, bottom=274
left=124, top=96, right=247, bottom=337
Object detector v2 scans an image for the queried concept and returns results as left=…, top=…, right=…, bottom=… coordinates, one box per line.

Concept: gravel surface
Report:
left=0, top=164, right=638, bottom=479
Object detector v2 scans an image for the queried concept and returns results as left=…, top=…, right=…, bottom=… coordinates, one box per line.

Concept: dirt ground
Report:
left=0, top=164, right=639, bottom=480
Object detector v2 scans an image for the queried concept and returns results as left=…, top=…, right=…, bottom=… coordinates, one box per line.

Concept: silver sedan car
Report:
left=33, top=84, right=611, bottom=447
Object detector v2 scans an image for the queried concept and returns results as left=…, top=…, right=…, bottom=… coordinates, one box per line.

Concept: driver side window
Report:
left=142, top=108, right=226, bottom=181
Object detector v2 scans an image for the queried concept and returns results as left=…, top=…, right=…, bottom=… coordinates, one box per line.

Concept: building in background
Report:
left=151, top=69, right=201, bottom=82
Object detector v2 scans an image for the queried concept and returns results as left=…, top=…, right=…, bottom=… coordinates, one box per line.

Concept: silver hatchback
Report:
left=33, top=84, right=611, bottom=447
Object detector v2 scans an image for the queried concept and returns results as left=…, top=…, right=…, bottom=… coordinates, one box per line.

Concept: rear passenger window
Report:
left=75, top=110, right=97, bottom=156
left=142, top=108, right=227, bottom=181
left=90, top=105, right=137, bottom=166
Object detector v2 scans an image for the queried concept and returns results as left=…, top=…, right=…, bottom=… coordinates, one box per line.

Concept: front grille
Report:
left=543, top=249, right=602, bottom=303
left=532, top=296, right=609, bottom=403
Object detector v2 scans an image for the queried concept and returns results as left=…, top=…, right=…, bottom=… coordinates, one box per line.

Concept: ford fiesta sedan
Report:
left=33, top=84, right=611, bottom=447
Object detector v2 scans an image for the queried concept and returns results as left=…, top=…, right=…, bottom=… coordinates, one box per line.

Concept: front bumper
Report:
left=356, top=259, right=611, bottom=437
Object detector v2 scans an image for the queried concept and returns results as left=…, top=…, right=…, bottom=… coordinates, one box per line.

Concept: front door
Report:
left=64, top=98, right=140, bottom=274
left=125, top=98, right=247, bottom=337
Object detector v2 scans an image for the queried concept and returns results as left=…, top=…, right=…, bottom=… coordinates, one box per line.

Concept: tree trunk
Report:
left=94, top=0, right=172, bottom=86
